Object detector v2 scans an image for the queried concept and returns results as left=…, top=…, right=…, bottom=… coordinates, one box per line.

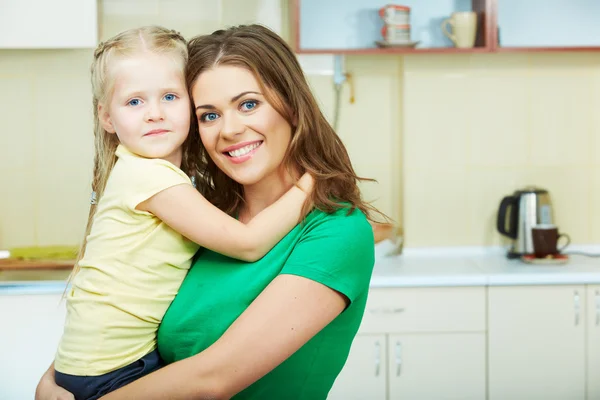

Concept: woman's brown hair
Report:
left=186, top=24, right=383, bottom=220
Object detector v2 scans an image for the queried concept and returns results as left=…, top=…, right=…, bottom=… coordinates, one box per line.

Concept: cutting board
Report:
left=0, top=259, right=74, bottom=270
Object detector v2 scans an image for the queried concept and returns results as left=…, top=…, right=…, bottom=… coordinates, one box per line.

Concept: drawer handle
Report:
left=395, top=341, right=402, bottom=376
left=596, top=290, right=600, bottom=326
left=574, top=290, right=580, bottom=326
left=369, top=307, right=405, bottom=314
left=374, top=340, right=381, bottom=376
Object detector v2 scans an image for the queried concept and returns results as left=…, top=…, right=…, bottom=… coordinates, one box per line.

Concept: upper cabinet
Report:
left=0, top=0, right=98, bottom=49
left=497, top=0, right=600, bottom=51
left=291, top=0, right=491, bottom=54
left=291, top=0, right=600, bottom=54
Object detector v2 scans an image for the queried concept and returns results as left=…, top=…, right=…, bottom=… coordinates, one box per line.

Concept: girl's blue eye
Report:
left=241, top=100, right=258, bottom=111
left=128, top=98, right=141, bottom=106
left=164, top=94, right=176, bottom=101
left=201, top=113, right=219, bottom=122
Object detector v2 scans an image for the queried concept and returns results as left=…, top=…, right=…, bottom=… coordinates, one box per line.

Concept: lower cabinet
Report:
left=587, top=285, right=600, bottom=400
left=488, top=285, right=588, bottom=400
left=328, top=287, right=487, bottom=400
left=0, top=293, right=66, bottom=400
left=387, top=333, right=486, bottom=400
left=327, top=334, right=387, bottom=400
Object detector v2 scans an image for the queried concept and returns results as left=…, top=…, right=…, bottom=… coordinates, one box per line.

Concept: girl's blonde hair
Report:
left=72, top=26, right=201, bottom=278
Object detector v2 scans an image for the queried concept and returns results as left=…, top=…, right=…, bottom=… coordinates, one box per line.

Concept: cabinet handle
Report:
left=596, top=290, right=600, bottom=326
left=374, top=340, right=380, bottom=377
left=574, top=290, right=580, bottom=326
left=395, top=341, right=402, bottom=376
left=369, top=307, right=405, bottom=314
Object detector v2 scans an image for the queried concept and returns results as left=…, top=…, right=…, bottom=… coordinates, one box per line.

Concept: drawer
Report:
left=359, top=287, right=486, bottom=333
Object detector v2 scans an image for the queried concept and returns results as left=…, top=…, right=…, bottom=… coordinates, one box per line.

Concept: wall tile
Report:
left=590, top=167, right=600, bottom=243
left=404, top=167, right=470, bottom=247
left=525, top=167, right=592, bottom=244
left=403, top=72, right=470, bottom=169
left=529, top=71, right=592, bottom=167
left=467, top=72, right=530, bottom=167
left=0, top=170, right=37, bottom=248
left=591, top=68, right=600, bottom=166
left=467, top=168, right=535, bottom=247
left=0, top=76, right=35, bottom=171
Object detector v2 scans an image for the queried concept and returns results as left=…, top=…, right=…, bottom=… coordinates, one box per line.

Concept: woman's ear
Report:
left=98, top=103, right=116, bottom=134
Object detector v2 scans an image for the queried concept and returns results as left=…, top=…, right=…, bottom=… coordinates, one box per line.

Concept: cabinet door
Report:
left=488, top=286, right=585, bottom=400
left=497, top=0, right=600, bottom=48
left=387, top=333, right=486, bottom=400
left=587, top=285, right=600, bottom=400
left=0, top=293, right=66, bottom=400
left=328, top=334, right=387, bottom=400
left=0, top=0, right=97, bottom=48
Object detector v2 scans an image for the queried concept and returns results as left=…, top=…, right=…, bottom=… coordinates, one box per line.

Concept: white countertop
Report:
left=372, top=242, right=600, bottom=288
left=1, top=244, right=599, bottom=294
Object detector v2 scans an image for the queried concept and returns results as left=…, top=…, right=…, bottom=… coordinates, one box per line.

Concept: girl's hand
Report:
left=35, top=372, right=74, bottom=400
left=297, top=172, right=314, bottom=194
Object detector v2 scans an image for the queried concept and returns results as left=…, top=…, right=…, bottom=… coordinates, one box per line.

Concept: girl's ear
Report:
left=98, top=103, right=116, bottom=133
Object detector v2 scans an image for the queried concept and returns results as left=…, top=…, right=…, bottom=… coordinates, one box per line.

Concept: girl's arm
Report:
left=138, top=173, right=313, bottom=262
left=101, top=274, right=347, bottom=400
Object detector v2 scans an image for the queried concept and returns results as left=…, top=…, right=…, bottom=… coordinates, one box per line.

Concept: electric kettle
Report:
left=496, top=186, right=554, bottom=258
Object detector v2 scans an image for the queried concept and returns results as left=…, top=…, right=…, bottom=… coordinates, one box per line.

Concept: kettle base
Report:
left=506, top=251, right=525, bottom=259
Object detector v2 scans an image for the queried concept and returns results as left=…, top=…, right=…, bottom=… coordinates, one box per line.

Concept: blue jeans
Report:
left=55, top=350, right=163, bottom=400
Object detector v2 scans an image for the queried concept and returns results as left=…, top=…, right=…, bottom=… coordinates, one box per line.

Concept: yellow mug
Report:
left=441, top=12, right=477, bottom=48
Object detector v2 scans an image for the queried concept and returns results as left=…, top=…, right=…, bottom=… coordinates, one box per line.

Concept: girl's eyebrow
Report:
left=195, top=91, right=262, bottom=111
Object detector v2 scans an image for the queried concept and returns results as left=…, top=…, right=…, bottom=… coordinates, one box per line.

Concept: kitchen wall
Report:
left=402, top=53, right=600, bottom=247
left=0, top=0, right=598, bottom=249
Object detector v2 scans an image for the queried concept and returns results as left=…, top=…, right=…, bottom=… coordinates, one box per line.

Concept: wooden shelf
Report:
left=296, top=47, right=492, bottom=55
left=496, top=46, right=600, bottom=53
left=291, top=0, right=600, bottom=55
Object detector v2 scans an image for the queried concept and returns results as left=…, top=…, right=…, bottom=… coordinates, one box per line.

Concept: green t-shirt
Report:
left=157, top=207, right=375, bottom=399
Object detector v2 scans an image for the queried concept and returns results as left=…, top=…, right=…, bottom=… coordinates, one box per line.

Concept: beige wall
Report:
left=0, top=1, right=598, bottom=249
left=402, top=53, right=600, bottom=247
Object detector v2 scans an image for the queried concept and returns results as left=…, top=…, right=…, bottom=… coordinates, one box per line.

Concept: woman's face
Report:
left=192, top=65, right=292, bottom=187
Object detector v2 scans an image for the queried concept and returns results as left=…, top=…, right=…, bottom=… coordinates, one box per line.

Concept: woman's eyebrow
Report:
left=195, top=91, right=262, bottom=111
left=230, top=91, right=261, bottom=103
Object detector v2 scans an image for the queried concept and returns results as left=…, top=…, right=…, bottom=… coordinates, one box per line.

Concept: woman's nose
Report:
left=220, top=111, right=244, bottom=138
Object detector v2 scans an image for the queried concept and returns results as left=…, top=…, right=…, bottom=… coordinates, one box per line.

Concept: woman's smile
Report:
left=222, top=140, right=263, bottom=164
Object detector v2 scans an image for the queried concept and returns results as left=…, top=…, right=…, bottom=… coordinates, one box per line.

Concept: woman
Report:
left=37, top=24, right=379, bottom=400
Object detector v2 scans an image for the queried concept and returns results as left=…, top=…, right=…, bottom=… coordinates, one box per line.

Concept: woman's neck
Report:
left=238, top=167, right=297, bottom=223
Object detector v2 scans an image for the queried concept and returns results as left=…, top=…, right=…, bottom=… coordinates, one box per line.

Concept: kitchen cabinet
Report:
left=291, top=0, right=492, bottom=54
left=291, top=0, right=600, bottom=54
left=497, top=0, right=600, bottom=50
left=387, top=333, right=486, bottom=400
left=488, top=285, right=586, bottom=400
left=0, top=293, right=66, bottom=400
left=0, top=0, right=98, bottom=49
left=587, top=285, right=600, bottom=400
left=327, top=334, right=387, bottom=400
left=329, top=287, right=487, bottom=400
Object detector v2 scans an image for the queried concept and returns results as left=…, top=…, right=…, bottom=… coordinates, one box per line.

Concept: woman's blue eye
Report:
left=202, top=113, right=219, bottom=122
left=128, top=98, right=141, bottom=106
left=164, top=94, right=176, bottom=101
left=241, top=100, right=258, bottom=111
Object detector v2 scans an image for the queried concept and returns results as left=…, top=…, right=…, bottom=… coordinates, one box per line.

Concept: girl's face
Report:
left=192, top=66, right=293, bottom=187
left=99, top=52, right=190, bottom=167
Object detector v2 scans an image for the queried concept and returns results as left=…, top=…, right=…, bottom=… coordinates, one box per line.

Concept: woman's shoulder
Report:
left=304, top=205, right=374, bottom=245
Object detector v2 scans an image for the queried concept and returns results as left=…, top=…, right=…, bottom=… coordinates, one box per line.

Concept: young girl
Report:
left=50, top=26, right=312, bottom=400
